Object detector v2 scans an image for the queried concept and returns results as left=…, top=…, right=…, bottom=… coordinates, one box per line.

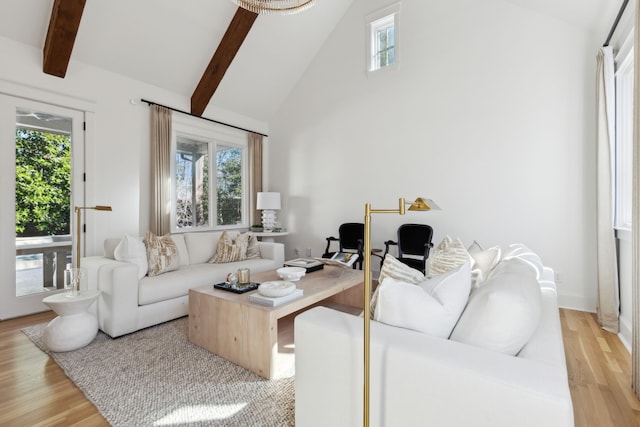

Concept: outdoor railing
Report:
left=16, top=235, right=71, bottom=290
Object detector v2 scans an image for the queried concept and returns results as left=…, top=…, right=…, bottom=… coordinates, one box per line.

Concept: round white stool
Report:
left=42, top=290, right=100, bottom=352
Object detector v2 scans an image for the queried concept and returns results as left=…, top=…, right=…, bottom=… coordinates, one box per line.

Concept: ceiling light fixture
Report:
left=232, top=0, right=315, bottom=15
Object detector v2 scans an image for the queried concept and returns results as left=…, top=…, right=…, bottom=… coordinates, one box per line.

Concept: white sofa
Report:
left=294, top=249, right=574, bottom=426
left=83, top=231, right=285, bottom=338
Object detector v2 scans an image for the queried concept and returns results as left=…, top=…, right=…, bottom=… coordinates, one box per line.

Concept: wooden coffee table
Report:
left=188, top=266, right=364, bottom=379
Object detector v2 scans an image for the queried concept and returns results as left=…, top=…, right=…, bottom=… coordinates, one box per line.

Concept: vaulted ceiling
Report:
left=0, top=0, right=354, bottom=121
left=0, top=0, right=623, bottom=122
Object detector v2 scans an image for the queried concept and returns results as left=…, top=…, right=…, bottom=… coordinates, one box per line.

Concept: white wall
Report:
left=0, top=35, right=267, bottom=266
left=270, top=0, right=601, bottom=310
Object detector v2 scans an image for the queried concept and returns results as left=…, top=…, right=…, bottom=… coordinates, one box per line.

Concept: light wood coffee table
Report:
left=188, top=266, right=364, bottom=379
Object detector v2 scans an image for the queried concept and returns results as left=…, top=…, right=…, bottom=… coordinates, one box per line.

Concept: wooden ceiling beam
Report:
left=43, top=0, right=87, bottom=78
left=191, top=7, right=258, bottom=117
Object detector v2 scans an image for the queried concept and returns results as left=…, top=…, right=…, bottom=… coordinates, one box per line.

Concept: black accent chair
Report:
left=383, top=223, right=434, bottom=273
left=322, top=223, right=365, bottom=270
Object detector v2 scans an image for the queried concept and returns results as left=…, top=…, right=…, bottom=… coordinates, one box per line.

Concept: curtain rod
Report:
left=603, top=0, right=629, bottom=47
left=140, top=98, right=268, bottom=138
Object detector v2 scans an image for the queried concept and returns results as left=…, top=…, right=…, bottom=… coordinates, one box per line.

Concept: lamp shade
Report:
left=408, top=197, right=441, bottom=211
left=257, top=192, right=281, bottom=210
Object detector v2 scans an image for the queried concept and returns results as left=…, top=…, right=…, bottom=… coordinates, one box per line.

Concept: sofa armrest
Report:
left=82, top=256, right=140, bottom=338
left=257, top=242, right=285, bottom=266
left=295, top=307, right=574, bottom=427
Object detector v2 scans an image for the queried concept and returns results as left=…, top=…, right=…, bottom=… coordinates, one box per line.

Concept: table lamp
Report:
left=256, top=192, right=281, bottom=231
left=362, top=197, right=439, bottom=427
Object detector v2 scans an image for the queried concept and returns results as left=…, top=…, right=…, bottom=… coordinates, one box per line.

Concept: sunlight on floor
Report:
left=153, top=403, right=247, bottom=425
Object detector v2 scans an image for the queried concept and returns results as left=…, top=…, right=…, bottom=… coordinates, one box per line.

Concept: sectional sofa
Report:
left=295, top=243, right=574, bottom=426
left=83, top=231, right=284, bottom=338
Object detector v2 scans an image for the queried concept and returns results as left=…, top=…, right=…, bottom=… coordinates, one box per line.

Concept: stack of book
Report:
left=283, top=258, right=324, bottom=272
left=249, top=288, right=304, bottom=307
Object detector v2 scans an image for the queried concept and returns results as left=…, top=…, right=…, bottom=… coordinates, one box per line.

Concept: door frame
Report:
left=0, top=93, right=88, bottom=319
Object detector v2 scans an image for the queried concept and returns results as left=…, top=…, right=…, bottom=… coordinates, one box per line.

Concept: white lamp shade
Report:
left=257, top=192, right=281, bottom=210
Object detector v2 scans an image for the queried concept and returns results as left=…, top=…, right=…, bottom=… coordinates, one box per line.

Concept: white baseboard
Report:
left=619, top=317, right=632, bottom=354
left=558, top=293, right=596, bottom=313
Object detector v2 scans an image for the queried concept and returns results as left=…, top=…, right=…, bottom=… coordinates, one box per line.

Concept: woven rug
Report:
left=23, top=318, right=294, bottom=426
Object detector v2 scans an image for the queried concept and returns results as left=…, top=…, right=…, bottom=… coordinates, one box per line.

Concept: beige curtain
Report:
left=596, top=46, right=620, bottom=333
left=150, top=105, right=172, bottom=236
left=249, top=133, right=263, bottom=226
left=632, top=4, right=640, bottom=398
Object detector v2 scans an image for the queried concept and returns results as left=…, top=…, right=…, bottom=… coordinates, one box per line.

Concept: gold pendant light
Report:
left=232, top=0, right=315, bottom=16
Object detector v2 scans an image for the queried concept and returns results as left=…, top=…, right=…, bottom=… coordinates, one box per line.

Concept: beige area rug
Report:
left=23, top=318, right=294, bottom=426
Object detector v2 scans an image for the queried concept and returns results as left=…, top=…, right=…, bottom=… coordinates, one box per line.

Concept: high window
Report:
left=171, top=116, right=248, bottom=232
left=367, top=3, right=400, bottom=74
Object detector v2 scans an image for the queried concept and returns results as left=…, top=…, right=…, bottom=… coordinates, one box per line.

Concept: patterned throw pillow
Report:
left=144, top=231, right=179, bottom=277
left=426, top=236, right=471, bottom=276
left=245, top=232, right=260, bottom=259
left=210, top=231, right=249, bottom=263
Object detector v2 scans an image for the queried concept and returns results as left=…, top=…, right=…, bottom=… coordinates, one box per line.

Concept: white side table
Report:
left=253, top=231, right=289, bottom=242
left=42, top=290, right=100, bottom=352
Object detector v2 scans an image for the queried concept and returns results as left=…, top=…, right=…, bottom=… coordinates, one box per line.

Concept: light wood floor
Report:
left=1, top=309, right=639, bottom=426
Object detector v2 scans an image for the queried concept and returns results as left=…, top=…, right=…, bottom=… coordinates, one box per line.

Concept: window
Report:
left=367, top=3, right=400, bottom=74
left=171, top=116, right=248, bottom=232
left=615, top=48, right=633, bottom=230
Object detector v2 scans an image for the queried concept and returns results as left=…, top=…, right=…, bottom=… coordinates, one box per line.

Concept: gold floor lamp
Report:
left=362, top=197, right=439, bottom=427
left=74, top=205, right=112, bottom=268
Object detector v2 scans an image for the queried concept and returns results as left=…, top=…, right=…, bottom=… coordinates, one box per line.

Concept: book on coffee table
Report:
left=249, top=288, right=304, bottom=307
left=315, top=252, right=359, bottom=268
left=284, top=258, right=324, bottom=272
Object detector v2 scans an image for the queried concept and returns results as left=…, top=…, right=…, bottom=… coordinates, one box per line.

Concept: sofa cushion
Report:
left=373, top=261, right=471, bottom=338
left=138, top=258, right=278, bottom=305
left=170, top=234, right=190, bottom=266
left=450, top=257, right=542, bottom=355
left=246, top=232, right=260, bottom=259
left=144, top=231, right=180, bottom=277
left=210, top=231, right=249, bottom=263
left=184, top=231, right=222, bottom=265
left=427, top=236, right=470, bottom=276
left=114, top=235, right=148, bottom=279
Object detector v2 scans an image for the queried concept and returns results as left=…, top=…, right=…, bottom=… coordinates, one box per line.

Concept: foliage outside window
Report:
left=15, top=129, right=71, bottom=236
left=173, top=130, right=246, bottom=231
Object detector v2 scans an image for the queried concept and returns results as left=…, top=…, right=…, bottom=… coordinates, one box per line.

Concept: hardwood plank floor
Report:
left=1, top=309, right=639, bottom=426
left=562, top=309, right=640, bottom=426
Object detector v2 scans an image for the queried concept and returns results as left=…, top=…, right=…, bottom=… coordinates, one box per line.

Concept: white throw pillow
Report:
left=496, top=243, right=544, bottom=279
left=449, top=257, right=542, bottom=355
left=427, top=236, right=471, bottom=276
left=467, top=241, right=501, bottom=288
left=374, top=261, right=471, bottom=338
left=170, top=234, right=190, bottom=266
left=114, top=235, right=148, bottom=279
left=370, top=254, right=425, bottom=318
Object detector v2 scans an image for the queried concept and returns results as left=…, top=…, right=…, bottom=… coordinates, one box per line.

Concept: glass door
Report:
left=0, top=95, right=85, bottom=319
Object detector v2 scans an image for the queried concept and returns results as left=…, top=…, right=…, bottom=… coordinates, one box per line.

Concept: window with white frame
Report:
left=615, top=47, right=633, bottom=230
left=367, top=3, right=400, bottom=73
left=171, top=116, right=248, bottom=232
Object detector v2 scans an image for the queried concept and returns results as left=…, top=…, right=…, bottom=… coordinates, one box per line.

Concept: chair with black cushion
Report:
left=383, top=223, right=434, bottom=273
left=322, top=223, right=365, bottom=270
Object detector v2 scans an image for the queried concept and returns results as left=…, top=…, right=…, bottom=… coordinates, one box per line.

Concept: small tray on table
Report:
left=214, top=282, right=259, bottom=294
